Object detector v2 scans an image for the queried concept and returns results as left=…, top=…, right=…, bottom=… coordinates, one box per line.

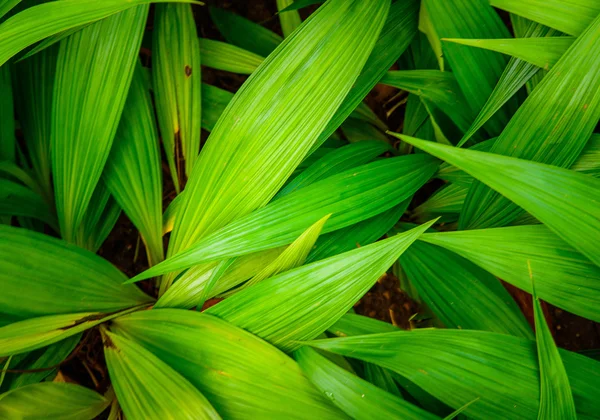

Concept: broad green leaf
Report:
left=277, top=0, right=302, bottom=38
left=132, top=154, right=438, bottom=282
left=314, top=0, right=418, bottom=148
left=155, top=247, right=286, bottom=309
left=531, top=280, right=577, bottom=419
left=207, top=221, right=435, bottom=352
left=444, top=36, right=572, bottom=70
left=490, top=0, right=600, bottom=36
left=200, top=83, right=233, bottom=132
left=0, top=308, right=142, bottom=357
left=0, top=225, right=152, bottom=320
left=308, top=329, right=600, bottom=419
left=164, top=0, right=390, bottom=294
left=400, top=239, right=533, bottom=337
left=306, top=200, right=409, bottom=263
left=0, top=382, right=109, bottom=419
left=52, top=6, right=148, bottom=244
left=278, top=141, right=390, bottom=198
left=394, top=134, right=600, bottom=269
left=0, top=336, right=79, bottom=391
left=380, top=70, right=473, bottom=133
left=423, top=0, right=516, bottom=137
left=0, top=64, right=15, bottom=162
left=199, top=37, right=263, bottom=75
left=153, top=4, right=201, bottom=192
left=112, top=309, right=345, bottom=419
left=0, top=0, right=197, bottom=66
left=0, top=179, right=57, bottom=230
left=242, top=214, right=329, bottom=290
left=294, top=346, right=439, bottom=420
left=103, top=62, right=164, bottom=266
left=450, top=21, right=561, bottom=146
left=209, top=7, right=283, bottom=57
left=571, top=133, right=600, bottom=177
left=12, top=44, right=57, bottom=202
left=419, top=224, right=600, bottom=323
left=103, top=329, right=220, bottom=419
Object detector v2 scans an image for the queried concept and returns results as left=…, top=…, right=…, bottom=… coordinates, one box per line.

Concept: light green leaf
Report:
left=490, top=0, right=600, bottom=36
left=103, top=62, right=164, bottom=266
left=0, top=0, right=198, bottom=66
left=423, top=0, right=516, bottom=137
left=164, top=0, right=390, bottom=294
left=52, top=6, right=148, bottom=244
left=0, top=382, right=109, bottom=419
left=207, top=221, right=436, bottom=352
left=209, top=6, right=283, bottom=57
left=153, top=4, right=201, bottom=193
left=199, top=37, right=263, bottom=75
left=380, top=70, right=473, bottom=134
left=112, top=309, right=345, bottom=419
left=132, top=154, right=438, bottom=282
left=571, top=133, right=600, bottom=177
left=443, top=36, right=572, bottom=70
left=531, top=276, right=577, bottom=419
left=419, top=224, right=600, bottom=323
left=277, top=0, right=302, bottom=37
left=103, top=329, right=220, bottom=419
left=394, top=134, right=600, bottom=269
left=294, top=346, right=439, bottom=420
left=400, top=238, right=533, bottom=338
left=308, top=329, right=600, bottom=419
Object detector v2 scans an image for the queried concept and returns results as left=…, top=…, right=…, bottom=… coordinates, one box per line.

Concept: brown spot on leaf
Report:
left=185, top=65, right=192, bottom=77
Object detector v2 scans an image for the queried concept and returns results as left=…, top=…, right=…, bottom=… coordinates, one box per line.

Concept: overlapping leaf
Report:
left=103, top=62, right=164, bottom=266
left=0, top=179, right=57, bottom=230
left=394, top=135, right=600, bottom=269
left=0, top=64, right=15, bottom=162
left=308, top=329, right=600, bottom=419
left=207, top=221, right=435, bottom=352
left=199, top=38, right=263, bottom=75
left=103, top=329, right=220, bottom=419
left=112, top=309, right=345, bottom=419
left=419, top=224, right=600, bottom=322
left=277, top=0, right=302, bottom=38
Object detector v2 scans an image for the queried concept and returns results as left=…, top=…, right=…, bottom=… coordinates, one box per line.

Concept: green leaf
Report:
left=490, top=0, right=600, bottom=36
left=112, top=309, right=345, bottom=419
left=52, top=6, right=148, bottom=244
left=294, top=346, right=439, bottom=420
left=200, top=83, right=233, bottom=132
left=103, top=329, right=220, bottom=419
left=280, top=0, right=324, bottom=13
left=199, top=37, right=263, bottom=75
left=308, top=329, right=600, bottom=419
left=571, top=134, right=600, bottom=177
left=0, top=225, right=152, bottom=320
left=314, top=0, right=418, bottom=148
left=12, top=44, right=57, bottom=202
left=132, top=154, right=438, bottom=282
left=0, top=307, right=142, bottom=357
left=164, top=0, right=390, bottom=294
left=153, top=4, right=201, bottom=192
left=419, top=223, right=600, bottom=323
left=209, top=7, right=283, bottom=57
left=206, top=221, right=436, bottom=352
left=0, top=64, right=15, bottom=162
left=418, top=2, right=444, bottom=71
left=0, top=179, right=57, bottom=230
left=0, top=382, right=109, bottom=419
left=380, top=70, right=473, bottom=134
left=0, top=0, right=21, bottom=20
left=0, top=0, right=197, bottom=66
left=393, top=134, right=600, bottom=269
left=423, top=0, right=516, bottom=137
left=413, top=183, right=467, bottom=222
left=340, top=118, right=390, bottom=145
left=443, top=36, right=572, bottom=70
left=278, top=141, right=390, bottom=198
left=277, top=0, right=302, bottom=38
left=103, top=62, right=164, bottom=266
left=531, top=277, right=577, bottom=419
left=400, top=239, right=533, bottom=338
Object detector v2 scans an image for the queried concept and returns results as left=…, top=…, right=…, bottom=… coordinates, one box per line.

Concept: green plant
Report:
left=1, top=0, right=599, bottom=418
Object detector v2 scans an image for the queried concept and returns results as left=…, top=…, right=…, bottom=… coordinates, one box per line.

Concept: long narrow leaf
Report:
left=199, top=37, right=263, bottom=75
